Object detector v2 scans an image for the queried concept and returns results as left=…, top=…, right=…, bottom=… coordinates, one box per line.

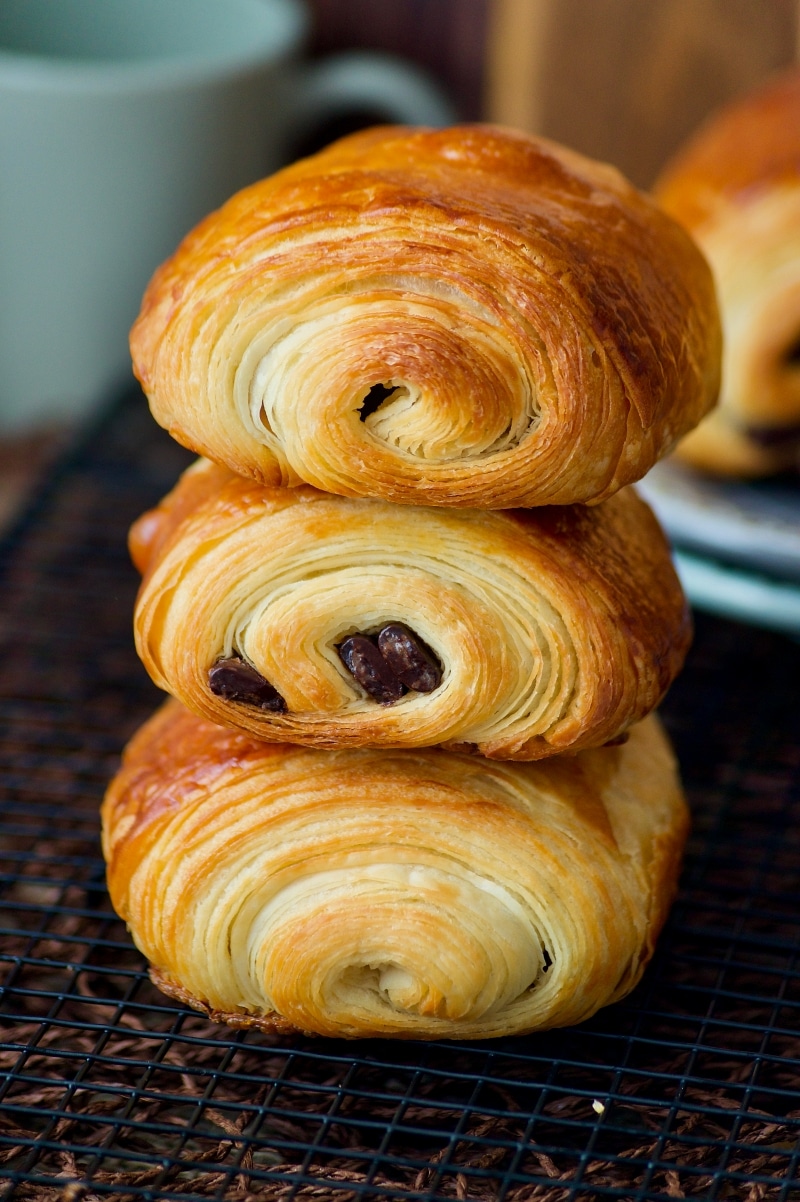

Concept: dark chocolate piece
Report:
left=358, top=383, right=397, bottom=421
left=377, top=623, right=442, bottom=693
left=784, top=337, right=800, bottom=367
left=743, top=421, right=800, bottom=450
left=338, top=635, right=405, bottom=705
left=208, top=657, right=286, bottom=712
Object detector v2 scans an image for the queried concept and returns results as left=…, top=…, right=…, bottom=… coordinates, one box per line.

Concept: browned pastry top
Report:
left=130, top=123, right=720, bottom=507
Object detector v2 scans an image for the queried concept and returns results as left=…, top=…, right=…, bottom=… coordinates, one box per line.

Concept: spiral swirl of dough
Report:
left=130, top=125, right=720, bottom=507
left=130, top=459, right=690, bottom=760
left=101, top=700, right=688, bottom=1039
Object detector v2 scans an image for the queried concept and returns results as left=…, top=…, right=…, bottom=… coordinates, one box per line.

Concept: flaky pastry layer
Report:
left=131, top=123, right=720, bottom=507
left=102, top=699, right=688, bottom=1040
left=130, top=458, right=691, bottom=759
left=655, top=69, right=800, bottom=476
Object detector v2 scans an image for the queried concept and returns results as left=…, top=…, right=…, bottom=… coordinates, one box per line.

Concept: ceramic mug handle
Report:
left=286, top=49, right=457, bottom=155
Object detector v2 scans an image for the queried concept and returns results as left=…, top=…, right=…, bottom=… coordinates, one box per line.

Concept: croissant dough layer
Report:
left=655, top=70, right=800, bottom=476
left=130, top=458, right=691, bottom=760
left=102, top=698, right=688, bottom=1040
left=130, top=123, right=720, bottom=508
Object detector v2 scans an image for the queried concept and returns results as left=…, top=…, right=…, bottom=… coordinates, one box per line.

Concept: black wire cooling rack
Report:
left=0, top=388, right=799, bottom=1202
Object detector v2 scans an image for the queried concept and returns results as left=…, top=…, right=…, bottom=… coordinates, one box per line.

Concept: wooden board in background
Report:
left=485, top=0, right=800, bottom=186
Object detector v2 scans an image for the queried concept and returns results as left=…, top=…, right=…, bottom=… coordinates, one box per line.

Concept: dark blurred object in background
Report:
left=307, top=0, right=490, bottom=120
left=307, top=0, right=799, bottom=190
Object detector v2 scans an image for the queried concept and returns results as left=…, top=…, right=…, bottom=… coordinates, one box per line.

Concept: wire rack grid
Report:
left=0, top=389, right=798, bottom=1202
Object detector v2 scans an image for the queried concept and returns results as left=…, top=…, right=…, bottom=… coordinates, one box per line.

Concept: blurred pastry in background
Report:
left=655, top=69, right=800, bottom=478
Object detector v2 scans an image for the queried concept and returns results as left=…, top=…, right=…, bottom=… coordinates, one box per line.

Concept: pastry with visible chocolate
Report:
left=128, top=457, right=691, bottom=760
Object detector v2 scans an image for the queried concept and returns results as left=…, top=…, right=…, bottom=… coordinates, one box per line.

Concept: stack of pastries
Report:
left=102, top=125, right=721, bottom=1040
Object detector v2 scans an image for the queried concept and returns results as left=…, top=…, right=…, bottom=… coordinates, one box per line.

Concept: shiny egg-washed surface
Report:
left=131, top=124, right=721, bottom=508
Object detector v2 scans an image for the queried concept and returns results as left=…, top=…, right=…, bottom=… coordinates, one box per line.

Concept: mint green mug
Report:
left=0, top=0, right=453, bottom=432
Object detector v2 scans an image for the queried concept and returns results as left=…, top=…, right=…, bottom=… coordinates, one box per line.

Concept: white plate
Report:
left=637, top=459, right=800, bottom=636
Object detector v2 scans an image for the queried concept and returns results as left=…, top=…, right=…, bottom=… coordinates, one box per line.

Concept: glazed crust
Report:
left=130, top=457, right=691, bottom=760
left=654, top=70, right=800, bottom=476
left=101, top=698, right=689, bottom=1040
left=130, top=123, right=720, bottom=507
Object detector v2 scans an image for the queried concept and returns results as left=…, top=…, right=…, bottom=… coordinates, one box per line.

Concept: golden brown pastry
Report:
left=102, top=698, right=689, bottom=1040
left=655, top=69, right=800, bottom=476
left=130, top=123, right=720, bottom=508
left=130, top=457, right=691, bottom=760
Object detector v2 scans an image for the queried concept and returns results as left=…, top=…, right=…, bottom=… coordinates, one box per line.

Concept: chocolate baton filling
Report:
left=208, top=657, right=286, bottom=712
left=358, top=382, right=399, bottom=421
left=377, top=623, right=442, bottom=693
left=337, top=635, right=406, bottom=705
left=338, top=622, right=443, bottom=705
left=783, top=337, right=800, bottom=368
left=743, top=421, right=800, bottom=450
left=208, top=625, right=442, bottom=713
left=742, top=338, right=800, bottom=450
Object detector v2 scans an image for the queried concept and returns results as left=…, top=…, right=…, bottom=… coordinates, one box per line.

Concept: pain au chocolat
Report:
left=655, top=69, right=800, bottom=476
left=130, top=123, right=721, bottom=508
left=102, top=698, right=688, bottom=1040
left=129, top=457, right=691, bottom=761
